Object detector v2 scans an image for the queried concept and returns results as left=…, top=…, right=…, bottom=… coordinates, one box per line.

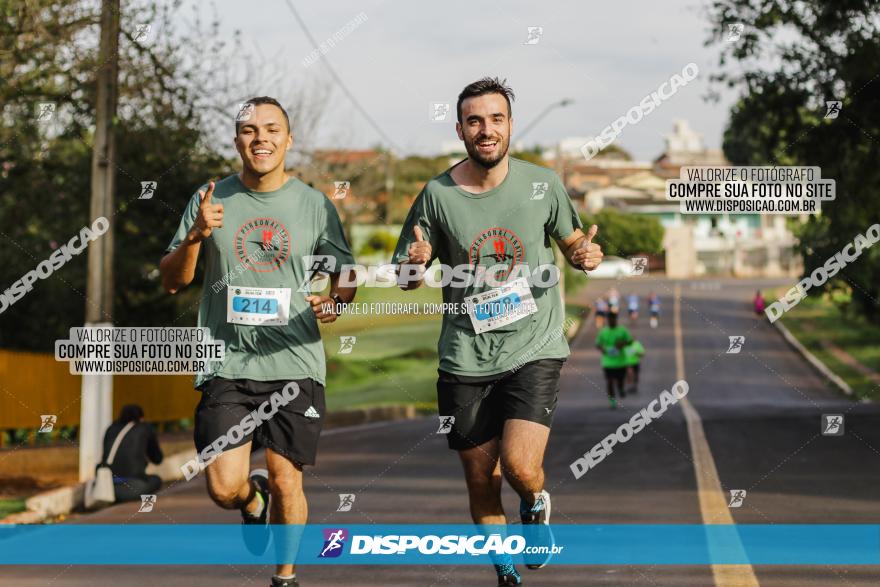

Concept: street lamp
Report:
left=516, top=98, right=574, bottom=143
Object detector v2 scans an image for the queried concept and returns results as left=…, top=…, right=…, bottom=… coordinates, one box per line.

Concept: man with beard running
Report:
left=394, top=78, right=603, bottom=585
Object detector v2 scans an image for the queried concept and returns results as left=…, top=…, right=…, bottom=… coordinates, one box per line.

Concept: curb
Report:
left=563, top=297, right=591, bottom=341
left=1, top=404, right=420, bottom=525
left=772, top=319, right=853, bottom=396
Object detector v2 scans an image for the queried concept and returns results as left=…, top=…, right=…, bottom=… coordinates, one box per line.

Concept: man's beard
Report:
left=464, top=135, right=509, bottom=169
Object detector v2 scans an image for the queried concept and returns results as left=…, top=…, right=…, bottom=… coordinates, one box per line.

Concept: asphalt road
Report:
left=5, top=277, right=880, bottom=586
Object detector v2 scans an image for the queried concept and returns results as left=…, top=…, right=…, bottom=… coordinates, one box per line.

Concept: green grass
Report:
left=323, top=320, right=440, bottom=361
left=774, top=288, right=880, bottom=399
left=565, top=299, right=590, bottom=326
left=319, top=285, right=443, bottom=334
left=319, top=286, right=442, bottom=410
left=325, top=352, right=439, bottom=411
left=317, top=284, right=587, bottom=410
left=0, top=498, right=25, bottom=519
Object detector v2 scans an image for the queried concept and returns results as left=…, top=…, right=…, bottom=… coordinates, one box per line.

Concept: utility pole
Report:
left=80, top=0, right=119, bottom=482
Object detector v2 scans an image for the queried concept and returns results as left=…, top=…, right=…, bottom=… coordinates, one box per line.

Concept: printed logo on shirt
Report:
left=234, top=217, right=291, bottom=273
left=468, top=227, right=525, bottom=282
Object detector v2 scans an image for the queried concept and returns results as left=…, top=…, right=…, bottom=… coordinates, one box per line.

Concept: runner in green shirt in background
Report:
left=624, top=339, right=645, bottom=394
left=595, top=311, right=633, bottom=409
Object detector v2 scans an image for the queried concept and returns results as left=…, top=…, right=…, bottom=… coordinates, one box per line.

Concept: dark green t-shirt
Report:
left=166, top=174, right=354, bottom=387
left=392, top=157, right=582, bottom=376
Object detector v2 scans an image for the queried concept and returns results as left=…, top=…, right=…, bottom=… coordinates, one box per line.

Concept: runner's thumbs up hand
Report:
left=572, top=224, right=603, bottom=271
left=191, top=181, right=223, bottom=241
left=407, top=225, right=432, bottom=266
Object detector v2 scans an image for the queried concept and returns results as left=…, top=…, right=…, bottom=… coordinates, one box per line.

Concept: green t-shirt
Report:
left=166, top=174, right=355, bottom=387
left=624, top=339, right=645, bottom=367
left=596, top=326, right=634, bottom=369
left=392, top=157, right=583, bottom=376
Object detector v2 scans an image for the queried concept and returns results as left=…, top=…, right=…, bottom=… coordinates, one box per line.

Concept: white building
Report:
left=570, top=120, right=803, bottom=278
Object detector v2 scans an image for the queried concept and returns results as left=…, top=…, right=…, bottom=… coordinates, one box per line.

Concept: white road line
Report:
left=674, top=283, right=760, bottom=587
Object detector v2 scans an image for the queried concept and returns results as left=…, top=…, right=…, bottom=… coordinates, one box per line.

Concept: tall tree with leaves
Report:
left=706, top=0, right=880, bottom=320
left=0, top=0, right=252, bottom=350
left=580, top=209, right=665, bottom=258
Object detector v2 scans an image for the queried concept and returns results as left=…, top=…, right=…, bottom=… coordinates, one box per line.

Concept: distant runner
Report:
left=627, top=293, right=639, bottom=324
left=648, top=292, right=661, bottom=329
left=595, top=297, right=608, bottom=329
left=624, top=338, right=645, bottom=394
left=607, top=287, right=620, bottom=315
left=753, top=290, right=766, bottom=317
left=596, top=311, right=633, bottom=409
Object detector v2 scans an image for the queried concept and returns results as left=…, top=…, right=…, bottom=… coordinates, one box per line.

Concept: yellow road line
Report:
left=674, top=284, right=760, bottom=587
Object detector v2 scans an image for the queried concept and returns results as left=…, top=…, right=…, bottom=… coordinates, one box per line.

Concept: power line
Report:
left=284, top=1, right=401, bottom=152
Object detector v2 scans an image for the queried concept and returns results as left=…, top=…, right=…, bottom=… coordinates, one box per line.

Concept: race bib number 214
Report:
left=226, top=286, right=291, bottom=326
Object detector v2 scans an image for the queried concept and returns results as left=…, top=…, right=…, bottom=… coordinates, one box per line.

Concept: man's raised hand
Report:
left=407, top=225, right=432, bottom=265
left=572, top=224, right=603, bottom=271
left=191, top=181, right=223, bottom=241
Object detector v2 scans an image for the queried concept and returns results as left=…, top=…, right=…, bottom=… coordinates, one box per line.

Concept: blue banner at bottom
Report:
left=1, top=524, right=878, bottom=565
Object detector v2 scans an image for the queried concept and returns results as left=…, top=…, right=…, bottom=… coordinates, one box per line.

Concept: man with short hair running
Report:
left=160, top=96, right=356, bottom=587
left=394, top=77, right=603, bottom=585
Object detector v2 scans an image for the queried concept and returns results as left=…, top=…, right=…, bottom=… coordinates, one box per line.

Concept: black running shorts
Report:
left=603, top=366, right=627, bottom=382
left=194, top=377, right=325, bottom=466
left=436, top=358, right=564, bottom=451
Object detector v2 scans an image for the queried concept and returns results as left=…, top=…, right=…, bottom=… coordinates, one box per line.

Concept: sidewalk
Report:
left=0, top=405, right=418, bottom=524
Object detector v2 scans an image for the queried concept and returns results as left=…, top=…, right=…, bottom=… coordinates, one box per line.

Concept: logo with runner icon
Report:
left=468, top=227, right=525, bottom=281
left=318, top=528, right=348, bottom=558
left=726, top=336, right=745, bottom=354
left=530, top=182, right=548, bottom=200
left=38, top=415, right=57, bottom=433
left=234, top=218, right=291, bottom=273
left=337, top=494, right=356, bottom=512
left=437, top=416, right=455, bottom=434
left=138, top=494, right=157, bottom=513
left=821, top=414, right=844, bottom=436
left=728, top=489, right=746, bottom=508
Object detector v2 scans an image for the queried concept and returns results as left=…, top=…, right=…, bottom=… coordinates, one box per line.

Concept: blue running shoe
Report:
left=520, top=489, right=554, bottom=569
left=241, top=468, right=270, bottom=555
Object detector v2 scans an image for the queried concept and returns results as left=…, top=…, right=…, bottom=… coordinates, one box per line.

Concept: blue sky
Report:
left=198, top=0, right=739, bottom=160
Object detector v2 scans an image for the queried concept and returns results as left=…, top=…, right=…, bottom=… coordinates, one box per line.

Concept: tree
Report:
left=358, top=230, right=397, bottom=256
left=0, top=0, right=251, bottom=350
left=706, top=0, right=880, bottom=321
left=580, top=209, right=664, bottom=258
